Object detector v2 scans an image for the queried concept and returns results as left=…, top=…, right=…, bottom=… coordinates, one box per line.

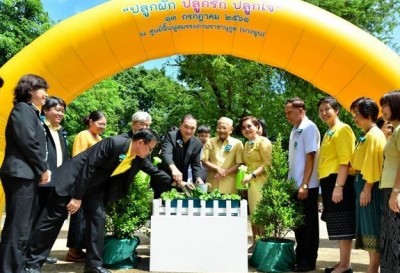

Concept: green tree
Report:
left=174, top=1, right=399, bottom=142
left=63, top=79, right=124, bottom=146
left=112, top=66, right=193, bottom=135
left=0, top=0, right=52, bottom=66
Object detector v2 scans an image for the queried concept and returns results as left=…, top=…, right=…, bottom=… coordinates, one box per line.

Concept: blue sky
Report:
left=42, top=0, right=174, bottom=73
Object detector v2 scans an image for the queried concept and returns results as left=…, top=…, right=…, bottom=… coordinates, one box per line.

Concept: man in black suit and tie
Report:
left=159, top=114, right=204, bottom=197
left=23, top=129, right=176, bottom=273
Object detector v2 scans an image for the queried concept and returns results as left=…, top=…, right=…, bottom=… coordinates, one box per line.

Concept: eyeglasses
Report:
left=241, top=124, right=253, bottom=130
left=351, top=111, right=360, bottom=118
left=145, top=143, right=154, bottom=153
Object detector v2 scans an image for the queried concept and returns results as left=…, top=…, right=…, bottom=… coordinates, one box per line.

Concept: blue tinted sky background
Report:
left=41, top=0, right=399, bottom=71
left=41, top=0, right=175, bottom=74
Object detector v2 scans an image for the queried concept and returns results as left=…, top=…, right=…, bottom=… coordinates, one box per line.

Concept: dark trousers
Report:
left=25, top=192, right=70, bottom=268
left=294, top=187, right=319, bottom=266
left=66, top=209, right=86, bottom=249
left=26, top=190, right=105, bottom=270
left=151, top=178, right=172, bottom=199
left=0, top=176, right=38, bottom=273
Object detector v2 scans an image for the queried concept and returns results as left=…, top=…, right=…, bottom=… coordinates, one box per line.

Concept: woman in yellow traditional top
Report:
left=350, top=97, right=385, bottom=273
left=240, top=116, right=272, bottom=251
left=66, top=110, right=107, bottom=262
left=379, top=90, right=400, bottom=273
left=317, top=97, right=356, bottom=273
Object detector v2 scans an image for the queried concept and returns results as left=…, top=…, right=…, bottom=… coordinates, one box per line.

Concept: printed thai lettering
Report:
left=232, top=0, right=282, bottom=15
left=225, top=14, right=249, bottom=23
left=182, top=0, right=227, bottom=13
left=240, top=27, right=265, bottom=38
left=165, top=16, right=177, bottom=22
left=122, top=0, right=177, bottom=17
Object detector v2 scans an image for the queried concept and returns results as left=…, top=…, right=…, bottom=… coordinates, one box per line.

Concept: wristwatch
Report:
left=335, top=183, right=344, bottom=187
left=301, top=184, right=308, bottom=190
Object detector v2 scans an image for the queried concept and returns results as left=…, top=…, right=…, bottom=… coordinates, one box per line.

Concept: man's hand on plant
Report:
left=170, top=165, right=183, bottom=183
left=67, top=198, right=82, bottom=214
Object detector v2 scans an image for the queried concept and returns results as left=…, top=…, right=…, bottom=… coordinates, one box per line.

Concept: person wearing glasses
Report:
left=240, top=116, right=272, bottom=252
left=23, top=129, right=173, bottom=273
left=159, top=114, right=204, bottom=197
left=350, top=97, right=386, bottom=273
left=66, top=110, right=107, bottom=263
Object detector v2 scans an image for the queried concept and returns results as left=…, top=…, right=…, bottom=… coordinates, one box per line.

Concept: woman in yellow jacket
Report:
left=317, top=97, right=356, bottom=273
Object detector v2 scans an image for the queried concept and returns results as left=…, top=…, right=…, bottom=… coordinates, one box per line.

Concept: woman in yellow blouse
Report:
left=379, top=90, right=400, bottom=273
left=317, top=97, right=356, bottom=273
left=350, top=97, right=385, bottom=273
left=240, top=116, right=272, bottom=251
left=66, top=110, right=107, bottom=262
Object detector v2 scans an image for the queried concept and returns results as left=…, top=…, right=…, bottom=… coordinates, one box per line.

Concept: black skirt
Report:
left=320, top=173, right=356, bottom=240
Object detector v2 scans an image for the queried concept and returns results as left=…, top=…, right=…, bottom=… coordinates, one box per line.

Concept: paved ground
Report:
left=35, top=214, right=369, bottom=273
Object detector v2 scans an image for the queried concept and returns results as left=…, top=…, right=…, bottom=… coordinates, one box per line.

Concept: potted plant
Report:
left=160, top=188, right=241, bottom=208
left=103, top=158, right=160, bottom=269
left=250, top=135, right=304, bottom=273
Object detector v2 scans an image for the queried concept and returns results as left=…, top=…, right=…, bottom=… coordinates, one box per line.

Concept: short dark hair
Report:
left=197, top=125, right=211, bottom=134
left=13, top=74, right=49, bottom=105
left=84, top=110, right=106, bottom=126
left=42, top=96, right=67, bottom=113
left=180, top=114, right=197, bottom=124
left=240, top=116, right=260, bottom=130
left=285, top=97, right=306, bottom=110
left=350, top=97, right=379, bottom=122
left=376, top=116, right=385, bottom=129
left=380, top=90, right=400, bottom=121
left=317, top=96, right=340, bottom=112
left=132, top=128, right=158, bottom=143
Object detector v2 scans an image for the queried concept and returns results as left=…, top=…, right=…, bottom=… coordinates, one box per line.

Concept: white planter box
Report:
left=150, top=199, right=248, bottom=273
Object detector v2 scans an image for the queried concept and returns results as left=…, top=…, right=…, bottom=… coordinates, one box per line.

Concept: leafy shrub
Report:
left=251, top=134, right=304, bottom=239
left=105, top=170, right=153, bottom=239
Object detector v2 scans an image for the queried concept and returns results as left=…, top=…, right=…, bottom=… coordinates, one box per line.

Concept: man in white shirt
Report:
left=285, top=97, right=321, bottom=272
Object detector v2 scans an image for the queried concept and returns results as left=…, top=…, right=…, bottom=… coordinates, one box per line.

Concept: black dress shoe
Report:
left=324, top=268, right=333, bottom=273
left=293, top=264, right=316, bottom=272
left=23, top=267, right=42, bottom=273
left=45, top=256, right=58, bottom=264
left=325, top=267, right=353, bottom=273
left=84, top=267, right=111, bottom=273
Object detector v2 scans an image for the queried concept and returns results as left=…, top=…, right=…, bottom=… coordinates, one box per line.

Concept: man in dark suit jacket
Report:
left=23, top=129, right=174, bottom=273
left=159, top=114, right=204, bottom=198
left=36, top=96, right=69, bottom=265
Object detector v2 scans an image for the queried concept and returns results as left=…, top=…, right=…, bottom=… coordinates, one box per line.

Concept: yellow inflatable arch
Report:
left=0, top=0, right=400, bottom=213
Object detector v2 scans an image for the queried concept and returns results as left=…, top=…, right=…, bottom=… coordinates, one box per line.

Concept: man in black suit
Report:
left=23, top=129, right=175, bottom=273
left=37, top=96, right=69, bottom=265
left=159, top=114, right=204, bottom=197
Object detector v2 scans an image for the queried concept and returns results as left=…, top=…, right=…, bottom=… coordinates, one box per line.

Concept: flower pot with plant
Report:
left=249, top=135, right=303, bottom=273
left=103, top=157, right=160, bottom=269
